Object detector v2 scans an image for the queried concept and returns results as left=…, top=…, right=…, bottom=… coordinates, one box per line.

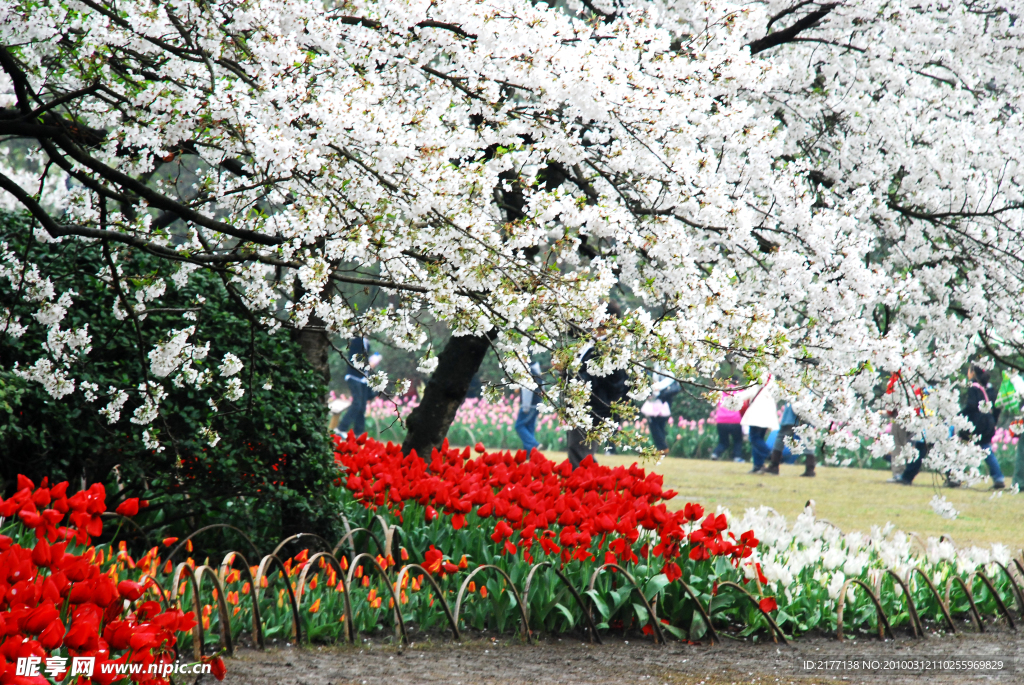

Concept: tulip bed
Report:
left=4, top=438, right=1024, bottom=685
left=0, top=477, right=224, bottom=684
left=317, top=434, right=1024, bottom=644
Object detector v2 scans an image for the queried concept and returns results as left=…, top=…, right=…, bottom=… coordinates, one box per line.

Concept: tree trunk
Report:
left=291, top=277, right=332, bottom=383
left=295, top=327, right=331, bottom=383
left=402, top=332, right=494, bottom=458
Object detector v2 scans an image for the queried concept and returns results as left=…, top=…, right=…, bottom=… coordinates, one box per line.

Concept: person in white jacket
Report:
left=737, top=377, right=779, bottom=474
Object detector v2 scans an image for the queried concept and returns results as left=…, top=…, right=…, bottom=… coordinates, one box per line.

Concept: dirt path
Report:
left=219, top=628, right=1023, bottom=685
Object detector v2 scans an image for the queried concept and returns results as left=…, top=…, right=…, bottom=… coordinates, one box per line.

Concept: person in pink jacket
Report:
left=711, top=385, right=744, bottom=462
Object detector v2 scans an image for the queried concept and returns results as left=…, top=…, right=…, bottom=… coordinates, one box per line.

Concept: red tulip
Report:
left=23, top=603, right=60, bottom=635
left=210, top=656, right=227, bottom=680
left=38, top=619, right=65, bottom=650
left=683, top=502, right=704, bottom=522
left=117, top=579, right=148, bottom=601
left=40, top=577, right=61, bottom=604
left=32, top=488, right=51, bottom=507
left=68, top=576, right=119, bottom=607
left=539, top=538, right=560, bottom=556
left=102, top=620, right=133, bottom=651
left=115, top=498, right=140, bottom=517
left=759, top=597, right=778, bottom=613
left=64, top=605, right=102, bottom=651
left=423, top=547, right=443, bottom=574
left=689, top=544, right=709, bottom=561
left=490, top=521, right=513, bottom=543
left=136, top=601, right=163, bottom=621
left=30, top=538, right=51, bottom=567
left=17, top=510, right=42, bottom=528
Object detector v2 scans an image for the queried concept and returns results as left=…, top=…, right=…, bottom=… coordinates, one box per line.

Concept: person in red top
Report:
left=711, top=383, right=744, bottom=462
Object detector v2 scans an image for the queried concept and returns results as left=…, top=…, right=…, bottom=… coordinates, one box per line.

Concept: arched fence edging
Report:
left=454, top=564, right=532, bottom=644
left=587, top=563, right=665, bottom=645
left=134, top=532, right=1024, bottom=659
left=712, top=581, right=789, bottom=645
left=836, top=578, right=895, bottom=642
left=523, top=561, right=602, bottom=644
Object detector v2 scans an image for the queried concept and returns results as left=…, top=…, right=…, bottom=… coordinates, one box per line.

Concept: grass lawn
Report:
left=541, top=451, right=1024, bottom=553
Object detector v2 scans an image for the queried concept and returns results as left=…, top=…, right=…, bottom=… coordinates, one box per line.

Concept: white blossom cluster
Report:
left=0, top=0, right=1021, bottom=475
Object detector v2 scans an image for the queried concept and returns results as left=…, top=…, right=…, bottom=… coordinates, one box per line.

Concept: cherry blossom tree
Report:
left=706, top=0, right=1024, bottom=477
left=1, top=0, right=1022, bottom=480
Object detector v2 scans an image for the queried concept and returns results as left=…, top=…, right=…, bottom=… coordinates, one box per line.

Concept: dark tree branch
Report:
left=26, top=83, right=102, bottom=119
left=748, top=4, right=838, bottom=55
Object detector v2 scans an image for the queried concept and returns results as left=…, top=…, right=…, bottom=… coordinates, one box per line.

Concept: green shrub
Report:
left=0, top=212, right=339, bottom=551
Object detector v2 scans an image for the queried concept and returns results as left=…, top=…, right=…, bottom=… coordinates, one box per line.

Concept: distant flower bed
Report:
left=342, top=395, right=1020, bottom=474
left=358, top=395, right=717, bottom=456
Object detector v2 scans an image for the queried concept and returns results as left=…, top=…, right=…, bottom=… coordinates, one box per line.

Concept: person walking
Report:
left=737, top=376, right=778, bottom=474
left=892, top=439, right=932, bottom=485
left=888, top=384, right=933, bottom=485
left=565, top=301, right=628, bottom=469
left=336, top=336, right=380, bottom=437
left=764, top=402, right=816, bottom=476
left=959, top=364, right=1004, bottom=489
left=895, top=366, right=1004, bottom=488
left=880, top=371, right=911, bottom=480
left=641, top=368, right=678, bottom=454
left=515, top=359, right=544, bottom=455
left=711, top=383, right=744, bottom=462
left=886, top=421, right=911, bottom=480
left=1012, top=429, right=1024, bottom=491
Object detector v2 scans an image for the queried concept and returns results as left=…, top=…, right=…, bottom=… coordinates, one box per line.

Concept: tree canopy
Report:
left=1, top=0, right=1022, bottom=478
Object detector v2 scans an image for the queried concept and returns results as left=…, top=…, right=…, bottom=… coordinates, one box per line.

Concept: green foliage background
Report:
left=0, top=212, right=339, bottom=551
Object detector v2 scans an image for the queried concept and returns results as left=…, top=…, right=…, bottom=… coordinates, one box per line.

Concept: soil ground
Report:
left=220, top=626, right=1024, bottom=685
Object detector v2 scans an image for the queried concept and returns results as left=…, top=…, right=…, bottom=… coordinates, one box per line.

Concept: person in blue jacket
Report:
left=336, top=336, right=380, bottom=437
left=515, top=359, right=544, bottom=455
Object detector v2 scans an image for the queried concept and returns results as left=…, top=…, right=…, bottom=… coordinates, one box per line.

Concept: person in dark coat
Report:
left=898, top=364, right=1004, bottom=488
left=565, top=301, right=628, bottom=469
left=959, top=364, right=1004, bottom=489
